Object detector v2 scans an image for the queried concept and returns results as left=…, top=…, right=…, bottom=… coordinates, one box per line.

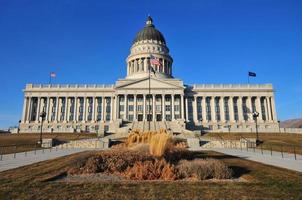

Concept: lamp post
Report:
left=18, top=120, right=21, bottom=134
left=278, top=120, right=281, bottom=134
left=39, top=111, right=46, bottom=145
left=253, top=111, right=260, bottom=145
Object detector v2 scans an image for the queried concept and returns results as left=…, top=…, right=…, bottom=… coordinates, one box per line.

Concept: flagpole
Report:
left=148, top=60, right=151, bottom=131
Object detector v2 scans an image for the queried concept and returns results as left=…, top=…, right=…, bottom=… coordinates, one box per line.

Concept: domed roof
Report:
left=133, top=16, right=166, bottom=45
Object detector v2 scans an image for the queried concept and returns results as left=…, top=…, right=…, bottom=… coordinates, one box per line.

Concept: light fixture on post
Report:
left=252, top=111, right=260, bottom=145
left=39, top=111, right=46, bottom=145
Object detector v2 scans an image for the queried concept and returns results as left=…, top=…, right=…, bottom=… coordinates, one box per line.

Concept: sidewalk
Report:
left=0, top=148, right=95, bottom=172
left=198, top=147, right=302, bottom=173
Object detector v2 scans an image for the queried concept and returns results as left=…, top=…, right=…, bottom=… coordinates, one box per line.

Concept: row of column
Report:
left=187, top=95, right=277, bottom=123
left=22, top=96, right=115, bottom=123
left=127, top=57, right=172, bottom=75
left=117, top=94, right=184, bottom=121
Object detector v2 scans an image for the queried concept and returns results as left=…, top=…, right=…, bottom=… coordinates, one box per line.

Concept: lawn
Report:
left=0, top=150, right=301, bottom=200
left=204, top=132, right=302, bottom=154
left=0, top=133, right=97, bottom=154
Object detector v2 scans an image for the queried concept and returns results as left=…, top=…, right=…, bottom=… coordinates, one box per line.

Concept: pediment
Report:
left=115, top=77, right=184, bottom=90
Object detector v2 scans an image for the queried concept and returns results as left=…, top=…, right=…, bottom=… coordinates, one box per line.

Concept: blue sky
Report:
left=0, top=0, right=302, bottom=128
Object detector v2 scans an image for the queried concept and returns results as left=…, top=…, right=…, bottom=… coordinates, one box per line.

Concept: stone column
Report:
left=134, top=95, right=137, bottom=121
left=64, top=97, right=68, bottom=122
left=45, top=97, right=50, bottom=122
left=21, top=97, right=27, bottom=123
left=82, top=97, right=86, bottom=122
left=172, top=94, right=175, bottom=121
left=271, top=96, right=277, bottom=121
left=91, top=97, right=95, bottom=122
left=110, top=96, right=114, bottom=121
left=247, top=97, right=253, bottom=121
left=220, top=97, right=225, bottom=122
left=25, top=97, right=31, bottom=123
left=185, top=97, right=189, bottom=121
left=180, top=94, right=184, bottom=120
left=55, top=97, right=59, bottom=122
left=152, top=94, right=156, bottom=121
left=74, top=97, right=78, bottom=122
left=115, top=95, right=119, bottom=120
left=125, top=95, right=128, bottom=121
left=238, top=97, right=243, bottom=121
left=143, top=94, right=146, bottom=121
left=211, top=97, right=216, bottom=122
left=229, top=97, right=235, bottom=122
left=192, top=96, right=197, bottom=122
left=266, top=97, right=272, bottom=121
left=264, top=97, right=271, bottom=121
left=162, top=94, right=166, bottom=121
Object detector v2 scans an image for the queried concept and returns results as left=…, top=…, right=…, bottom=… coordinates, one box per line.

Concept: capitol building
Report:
left=19, top=16, right=279, bottom=135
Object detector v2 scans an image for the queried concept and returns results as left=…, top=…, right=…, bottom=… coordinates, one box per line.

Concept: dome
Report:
left=132, top=16, right=166, bottom=45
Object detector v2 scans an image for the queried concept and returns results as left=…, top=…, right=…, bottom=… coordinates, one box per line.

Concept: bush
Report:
left=123, top=159, right=177, bottom=180
left=176, top=159, right=233, bottom=180
left=68, top=148, right=154, bottom=175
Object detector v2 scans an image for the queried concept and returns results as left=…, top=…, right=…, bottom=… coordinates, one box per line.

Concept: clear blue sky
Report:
left=0, top=0, right=302, bottom=128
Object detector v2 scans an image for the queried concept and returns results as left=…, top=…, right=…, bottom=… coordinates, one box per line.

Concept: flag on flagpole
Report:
left=248, top=71, right=256, bottom=77
left=150, top=54, right=162, bottom=66
left=50, top=72, right=56, bottom=78
left=149, top=66, right=156, bottom=75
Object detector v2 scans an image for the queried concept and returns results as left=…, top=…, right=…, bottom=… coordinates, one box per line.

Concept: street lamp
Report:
left=39, top=111, right=46, bottom=145
left=253, top=111, right=260, bottom=145
left=277, top=120, right=281, bottom=133
left=18, top=120, right=21, bottom=134
left=200, top=118, right=203, bottom=134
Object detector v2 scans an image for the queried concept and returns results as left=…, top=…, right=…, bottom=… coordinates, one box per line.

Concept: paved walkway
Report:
left=0, top=148, right=96, bottom=172
left=196, top=147, right=302, bottom=173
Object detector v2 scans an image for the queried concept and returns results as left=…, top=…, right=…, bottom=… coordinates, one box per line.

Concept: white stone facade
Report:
left=19, top=17, right=279, bottom=134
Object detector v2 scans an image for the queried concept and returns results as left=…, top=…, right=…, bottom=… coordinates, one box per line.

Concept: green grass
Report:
left=0, top=150, right=301, bottom=199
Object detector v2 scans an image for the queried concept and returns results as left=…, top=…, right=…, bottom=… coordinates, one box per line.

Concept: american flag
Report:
left=50, top=72, right=56, bottom=78
left=150, top=55, right=162, bottom=66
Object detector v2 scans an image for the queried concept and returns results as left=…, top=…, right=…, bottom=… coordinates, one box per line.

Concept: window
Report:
left=242, top=98, right=248, bottom=121
left=174, top=105, right=180, bottom=112
left=156, top=105, right=161, bottom=112
left=165, top=105, right=171, bottom=111
left=128, top=105, right=134, bottom=111
left=137, top=105, right=143, bottom=112
left=128, top=115, right=133, bottom=121
left=119, top=105, right=124, bottom=111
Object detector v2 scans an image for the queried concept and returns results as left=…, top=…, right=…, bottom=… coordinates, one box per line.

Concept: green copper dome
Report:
left=133, top=16, right=166, bottom=45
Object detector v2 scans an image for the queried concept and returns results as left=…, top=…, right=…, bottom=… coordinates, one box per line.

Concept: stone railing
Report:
left=26, top=84, right=115, bottom=89
left=192, top=84, right=273, bottom=89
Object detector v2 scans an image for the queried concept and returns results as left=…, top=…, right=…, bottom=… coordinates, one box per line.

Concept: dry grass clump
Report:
left=127, top=130, right=173, bottom=157
left=176, top=159, right=233, bottom=180
left=124, top=159, right=177, bottom=180
left=68, top=130, right=233, bottom=181
left=68, top=148, right=154, bottom=175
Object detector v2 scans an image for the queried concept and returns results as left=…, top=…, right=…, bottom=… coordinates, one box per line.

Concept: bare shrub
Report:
left=176, top=159, right=233, bottom=180
left=123, top=159, right=177, bottom=180
left=68, top=149, right=155, bottom=175
left=126, top=130, right=173, bottom=157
